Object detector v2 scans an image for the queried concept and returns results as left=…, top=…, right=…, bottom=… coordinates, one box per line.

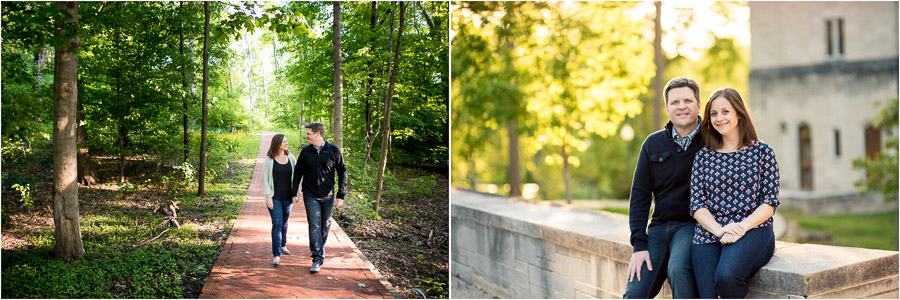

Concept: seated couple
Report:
left=624, top=77, right=780, bottom=299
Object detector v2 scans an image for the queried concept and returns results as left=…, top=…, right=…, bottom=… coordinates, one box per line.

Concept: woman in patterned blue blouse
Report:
left=689, top=87, right=780, bottom=298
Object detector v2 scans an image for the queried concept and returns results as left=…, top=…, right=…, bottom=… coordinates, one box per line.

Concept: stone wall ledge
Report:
left=451, top=188, right=899, bottom=299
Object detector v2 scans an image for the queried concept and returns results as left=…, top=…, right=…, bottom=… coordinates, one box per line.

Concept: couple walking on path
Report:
left=624, top=77, right=781, bottom=299
left=199, top=124, right=392, bottom=299
left=264, top=121, right=347, bottom=274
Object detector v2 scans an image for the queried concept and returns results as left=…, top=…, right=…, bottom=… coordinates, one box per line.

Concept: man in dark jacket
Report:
left=623, top=77, right=703, bottom=298
left=292, top=122, right=348, bottom=274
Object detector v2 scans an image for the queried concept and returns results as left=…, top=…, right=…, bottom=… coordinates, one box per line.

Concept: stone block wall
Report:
left=451, top=189, right=899, bottom=299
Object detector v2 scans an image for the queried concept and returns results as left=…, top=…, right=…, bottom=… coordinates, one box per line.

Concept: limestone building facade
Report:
left=748, top=2, right=899, bottom=213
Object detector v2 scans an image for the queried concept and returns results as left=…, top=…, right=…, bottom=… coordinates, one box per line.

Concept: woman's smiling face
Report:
left=709, top=97, right=740, bottom=138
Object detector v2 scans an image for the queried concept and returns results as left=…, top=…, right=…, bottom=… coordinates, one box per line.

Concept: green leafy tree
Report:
left=1, top=2, right=62, bottom=148
left=278, top=1, right=448, bottom=171
left=452, top=2, right=530, bottom=194
left=198, top=1, right=211, bottom=195
left=374, top=1, right=407, bottom=215
left=452, top=2, right=653, bottom=203
left=853, top=97, right=899, bottom=202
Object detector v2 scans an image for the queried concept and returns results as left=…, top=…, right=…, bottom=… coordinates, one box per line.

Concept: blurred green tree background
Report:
left=451, top=1, right=750, bottom=202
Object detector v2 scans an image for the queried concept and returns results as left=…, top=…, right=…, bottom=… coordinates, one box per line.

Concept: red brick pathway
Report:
left=200, top=131, right=393, bottom=299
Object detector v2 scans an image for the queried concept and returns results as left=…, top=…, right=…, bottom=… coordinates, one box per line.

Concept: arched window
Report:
left=864, top=125, right=882, bottom=159
left=799, top=124, right=813, bottom=190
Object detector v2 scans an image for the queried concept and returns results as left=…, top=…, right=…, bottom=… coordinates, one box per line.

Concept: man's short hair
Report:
left=663, top=77, right=700, bottom=106
left=305, top=122, right=325, bottom=136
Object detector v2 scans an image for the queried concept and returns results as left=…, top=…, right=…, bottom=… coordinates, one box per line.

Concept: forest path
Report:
left=199, top=131, right=393, bottom=299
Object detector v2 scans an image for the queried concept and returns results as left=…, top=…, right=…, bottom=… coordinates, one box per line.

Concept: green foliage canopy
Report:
left=276, top=2, right=449, bottom=169
left=451, top=2, right=751, bottom=200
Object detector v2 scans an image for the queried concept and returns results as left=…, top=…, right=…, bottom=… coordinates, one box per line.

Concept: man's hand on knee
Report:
left=627, top=250, right=653, bottom=282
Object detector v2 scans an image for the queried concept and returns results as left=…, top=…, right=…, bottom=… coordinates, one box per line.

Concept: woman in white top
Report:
left=263, top=134, right=298, bottom=265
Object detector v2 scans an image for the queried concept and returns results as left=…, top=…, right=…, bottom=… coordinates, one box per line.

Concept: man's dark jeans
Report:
left=623, top=220, right=698, bottom=299
left=691, top=226, right=775, bottom=298
left=267, top=199, right=293, bottom=257
left=303, top=195, right=334, bottom=263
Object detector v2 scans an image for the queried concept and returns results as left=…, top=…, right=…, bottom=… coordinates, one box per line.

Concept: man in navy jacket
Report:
left=624, top=77, right=703, bottom=298
left=292, top=122, right=348, bottom=274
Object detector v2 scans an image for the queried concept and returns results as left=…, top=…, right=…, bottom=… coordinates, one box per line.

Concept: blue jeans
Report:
left=691, top=226, right=775, bottom=299
left=303, top=195, right=334, bottom=263
left=267, top=199, right=293, bottom=257
left=624, top=220, right=698, bottom=299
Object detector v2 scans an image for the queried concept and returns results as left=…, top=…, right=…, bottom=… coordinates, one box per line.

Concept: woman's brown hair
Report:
left=267, top=134, right=289, bottom=158
left=701, top=87, right=759, bottom=151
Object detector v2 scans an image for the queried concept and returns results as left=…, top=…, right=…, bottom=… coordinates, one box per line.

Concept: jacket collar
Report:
left=664, top=116, right=703, bottom=145
left=307, top=140, right=329, bottom=152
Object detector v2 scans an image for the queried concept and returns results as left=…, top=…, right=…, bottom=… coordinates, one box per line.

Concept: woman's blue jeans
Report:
left=303, top=195, right=334, bottom=263
left=691, top=226, right=775, bottom=299
left=267, top=199, right=293, bottom=257
left=623, top=220, right=698, bottom=299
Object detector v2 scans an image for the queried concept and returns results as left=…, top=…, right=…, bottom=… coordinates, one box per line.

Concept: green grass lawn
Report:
left=597, top=207, right=630, bottom=215
left=779, top=209, right=899, bottom=251
left=596, top=207, right=899, bottom=251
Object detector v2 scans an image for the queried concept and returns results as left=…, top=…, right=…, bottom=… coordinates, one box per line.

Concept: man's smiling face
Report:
left=666, top=86, right=701, bottom=130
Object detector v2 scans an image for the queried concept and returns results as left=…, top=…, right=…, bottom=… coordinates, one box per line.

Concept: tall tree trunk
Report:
left=364, top=1, right=378, bottom=148
left=562, top=143, right=572, bottom=204
left=420, top=2, right=449, bottom=147
left=52, top=1, right=85, bottom=262
left=417, top=2, right=434, bottom=30
left=76, top=83, right=96, bottom=186
left=180, top=1, right=189, bottom=162
left=33, top=46, right=48, bottom=91
left=468, top=149, right=476, bottom=189
left=119, top=3, right=142, bottom=183
left=246, top=35, right=254, bottom=124
left=298, top=35, right=306, bottom=130
left=653, top=1, right=664, bottom=130
left=332, top=1, right=344, bottom=150
left=532, top=150, right=549, bottom=200
left=272, top=33, right=281, bottom=99
left=227, top=63, right=233, bottom=90
left=365, top=5, right=395, bottom=174
left=114, top=3, right=125, bottom=183
left=507, top=119, right=521, bottom=197
left=188, top=39, right=196, bottom=94
left=198, top=1, right=210, bottom=195
left=361, top=121, right=381, bottom=181
left=272, top=33, right=279, bottom=70
left=381, top=7, right=395, bottom=104
left=264, top=75, right=269, bottom=118
left=374, top=1, right=406, bottom=214
left=300, top=99, right=304, bottom=127
left=504, top=34, right=520, bottom=197
left=118, top=124, right=126, bottom=183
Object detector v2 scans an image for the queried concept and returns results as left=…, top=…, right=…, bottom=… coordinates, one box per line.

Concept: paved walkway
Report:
left=200, top=131, right=393, bottom=299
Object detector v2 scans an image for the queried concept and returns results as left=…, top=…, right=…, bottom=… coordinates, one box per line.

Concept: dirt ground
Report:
left=2, top=149, right=450, bottom=299
left=333, top=171, right=450, bottom=299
